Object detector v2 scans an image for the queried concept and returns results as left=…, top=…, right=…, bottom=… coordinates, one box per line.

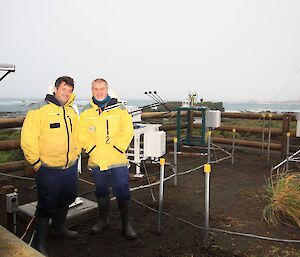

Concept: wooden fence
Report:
left=0, top=111, right=297, bottom=174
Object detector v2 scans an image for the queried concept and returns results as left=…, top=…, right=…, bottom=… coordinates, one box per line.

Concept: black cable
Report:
left=152, top=91, right=171, bottom=112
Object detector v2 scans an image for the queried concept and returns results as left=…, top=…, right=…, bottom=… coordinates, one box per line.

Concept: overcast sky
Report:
left=0, top=0, right=300, bottom=102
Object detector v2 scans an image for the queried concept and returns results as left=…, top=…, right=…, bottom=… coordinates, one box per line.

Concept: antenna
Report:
left=145, top=91, right=160, bottom=104
left=129, top=102, right=161, bottom=116
left=148, top=91, right=162, bottom=103
left=0, top=64, right=15, bottom=82
left=149, top=91, right=170, bottom=112
left=145, top=91, right=170, bottom=112
left=153, top=91, right=165, bottom=104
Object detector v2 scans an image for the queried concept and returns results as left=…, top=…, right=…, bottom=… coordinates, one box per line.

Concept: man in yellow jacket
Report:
left=21, top=76, right=80, bottom=256
left=79, top=78, right=136, bottom=240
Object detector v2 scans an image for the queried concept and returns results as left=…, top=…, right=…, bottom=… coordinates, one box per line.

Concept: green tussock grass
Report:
left=263, top=172, right=300, bottom=228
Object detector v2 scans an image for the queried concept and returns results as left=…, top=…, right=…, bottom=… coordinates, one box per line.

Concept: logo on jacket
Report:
left=89, top=126, right=96, bottom=132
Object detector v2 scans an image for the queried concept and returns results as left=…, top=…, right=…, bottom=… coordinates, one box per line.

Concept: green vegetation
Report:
left=263, top=172, right=300, bottom=228
left=0, top=128, right=21, bottom=140
left=0, top=150, right=24, bottom=163
left=0, top=129, right=23, bottom=163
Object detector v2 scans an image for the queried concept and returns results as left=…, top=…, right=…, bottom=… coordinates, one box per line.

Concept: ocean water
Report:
left=223, top=102, right=300, bottom=113
left=0, top=98, right=299, bottom=115
left=0, top=98, right=154, bottom=116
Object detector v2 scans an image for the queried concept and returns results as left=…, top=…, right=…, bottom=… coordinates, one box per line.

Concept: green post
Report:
left=176, top=106, right=207, bottom=147
left=187, top=110, right=191, bottom=145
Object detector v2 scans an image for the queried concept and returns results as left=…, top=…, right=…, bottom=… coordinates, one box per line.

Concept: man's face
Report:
left=92, top=82, right=108, bottom=101
left=54, top=82, right=73, bottom=105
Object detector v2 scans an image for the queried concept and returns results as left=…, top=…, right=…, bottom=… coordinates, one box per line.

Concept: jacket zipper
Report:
left=106, top=119, right=110, bottom=144
left=63, top=107, right=70, bottom=167
left=68, top=117, right=73, bottom=132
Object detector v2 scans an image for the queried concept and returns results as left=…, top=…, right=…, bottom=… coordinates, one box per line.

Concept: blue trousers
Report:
left=35, top=162, right=78, bottom=217
left=92, top=166, right=131, bottom=201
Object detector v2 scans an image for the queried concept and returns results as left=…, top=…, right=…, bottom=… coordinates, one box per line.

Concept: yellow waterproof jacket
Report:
left=79, top=98, right=133, bottom=171
left=21, top=94, right=80, bottom=169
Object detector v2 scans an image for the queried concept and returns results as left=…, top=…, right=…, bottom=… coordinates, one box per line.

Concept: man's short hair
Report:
left=92, top=78, right=108, bottom=86
left=55, top=76, right=74, bottom=89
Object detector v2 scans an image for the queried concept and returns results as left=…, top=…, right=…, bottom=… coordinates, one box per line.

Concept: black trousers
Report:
left=35, top=161, right=78, bottom=217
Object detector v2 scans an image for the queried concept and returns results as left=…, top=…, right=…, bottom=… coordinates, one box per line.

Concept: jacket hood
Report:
left=45, top=93, right=75, bottom=107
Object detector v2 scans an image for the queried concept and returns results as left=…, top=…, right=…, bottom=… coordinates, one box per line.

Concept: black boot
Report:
left=51, top=206, right=78, bottom=239
left=33, top=216, right=49, bottom=256
left=90, top=197, right=110, bottom=235
left=117, top=199, right=137, bottom=240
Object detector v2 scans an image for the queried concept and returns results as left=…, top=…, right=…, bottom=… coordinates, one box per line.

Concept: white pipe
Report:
left=0, top=64, right=15, bottom=71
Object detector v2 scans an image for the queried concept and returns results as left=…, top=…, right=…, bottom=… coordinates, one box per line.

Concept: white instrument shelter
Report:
left=127, top=123, right=162, bottom=177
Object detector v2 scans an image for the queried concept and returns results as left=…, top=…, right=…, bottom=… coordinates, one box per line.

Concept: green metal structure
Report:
left=176, top=106, right=207, bottom=150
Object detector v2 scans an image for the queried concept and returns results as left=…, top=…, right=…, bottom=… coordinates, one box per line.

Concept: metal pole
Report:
left=158, top=158, right=165, bottom=233
left=176, top=109, right=181, bottom=152
left=203, top=163, right=211, bottom=247
left=267, top=114, right=272, bottom=161
left=286, top=132, right=290, bottom=171
left=173, top=138, right=178, bottom=186
left=261, top=114, right=265, bottom=157
left=232, top=129, right=236, bottom=165
left=207, top=130, right=211, bottom=163
left=201, top=109, right=207, bottom=146
left=13, top=211, right=17, bottom=234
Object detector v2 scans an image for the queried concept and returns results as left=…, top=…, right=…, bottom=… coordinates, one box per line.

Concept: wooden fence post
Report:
left=189, top=111, right=194, bottom=139
left=281, top=114, right=291, bottom=158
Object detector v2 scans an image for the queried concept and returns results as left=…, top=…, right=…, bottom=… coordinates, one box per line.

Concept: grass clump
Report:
left=263, top=172, right=300, bottom=228
left=0, top=129, right=23, bottom=163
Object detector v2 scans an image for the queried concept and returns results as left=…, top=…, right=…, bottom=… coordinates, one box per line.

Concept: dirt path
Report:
left=1, top=149, right=300, bottom=257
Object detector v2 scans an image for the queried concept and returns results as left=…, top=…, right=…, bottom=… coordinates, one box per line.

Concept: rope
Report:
left=0, top=172, right=35, bottom=181
left=131, top=198, right=300, bottom=244
left=20, top=216, right=35, bottom=240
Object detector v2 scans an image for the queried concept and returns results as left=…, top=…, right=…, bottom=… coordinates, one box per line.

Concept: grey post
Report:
left=232, top=129, right=236, bottom=165
left=203, top=162, right=211, bottom=247
left=174, top=138, right=178, bottom=186
left=204, top=131, right=212, bottom=247
left=286, top=132, right=290, bottom=171
left=207, top=130, right=211, bottom=163
left=158, top=158, right=165, bottom=233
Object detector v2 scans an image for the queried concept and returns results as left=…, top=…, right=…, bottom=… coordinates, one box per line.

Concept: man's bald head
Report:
left=92, top=78, right=108, bottom=101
